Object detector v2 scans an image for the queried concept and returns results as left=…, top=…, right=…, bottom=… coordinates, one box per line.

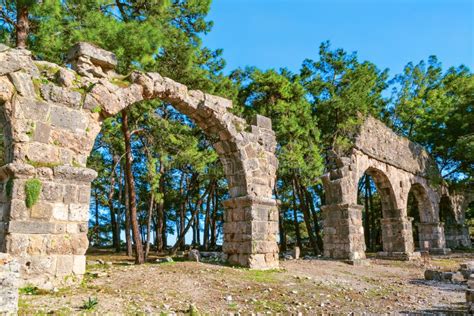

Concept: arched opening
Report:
left=439, top=195, right=458, bottom=248
left=357, top=173, right=383, bottom=252
left=407, top=183, right=432, bottom=250
left=87, top=101, right=230, bottom=257
left=357, top=167, right=404, bottom=255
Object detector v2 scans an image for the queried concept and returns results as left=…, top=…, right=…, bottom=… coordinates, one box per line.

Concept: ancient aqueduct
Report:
left=0, top=43, right=472, bottom=311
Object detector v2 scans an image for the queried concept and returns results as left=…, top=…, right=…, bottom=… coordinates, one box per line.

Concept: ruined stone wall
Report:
left=354, top=116, right=435, bottom=176
left=0, top=42, right=279, bottom=288
left=322, top=116, right=449, bottom=261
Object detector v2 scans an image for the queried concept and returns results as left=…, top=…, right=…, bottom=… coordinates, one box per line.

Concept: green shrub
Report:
left=25, top=179, right=42, bottom=208
left=81, top=297, right=98, bottom=310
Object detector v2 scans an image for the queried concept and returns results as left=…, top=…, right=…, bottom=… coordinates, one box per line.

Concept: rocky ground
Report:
left=18, top=250, right=472, bottom=315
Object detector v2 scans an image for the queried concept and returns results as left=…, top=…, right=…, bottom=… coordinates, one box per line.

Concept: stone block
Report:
left=67, top=42, right=117, bottom=70
left=17, top=97, right=50, bottom=121
left=8, top=71, right=35, bottom=97
left=67, top=202, right=88, bottom=221
left=8, top=221, right=56, bottom=234
left=30, top=202, right=53, bottom=219
left=9, top=199, right=28, bottom=220
left=71, top=233, right=89, bottom=255
left=27, top=234, right=47, bottom=255
left=50, top=106, right=88, bottom=132
left=55, top=255, right=74, bottom=276
left=52, top=203, right=69, bottom=221
left=252, top=114, right=272, bottom=130
left=27, top=142, right=60, bottom=164
left=63, top=185, right=78, bottom=204
left=72, top=255, right=86, bottom=275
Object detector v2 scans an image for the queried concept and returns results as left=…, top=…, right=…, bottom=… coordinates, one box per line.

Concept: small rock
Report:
left=188, top=249, right=201, bottom=262
left=225, top=295, right=233, bottom=302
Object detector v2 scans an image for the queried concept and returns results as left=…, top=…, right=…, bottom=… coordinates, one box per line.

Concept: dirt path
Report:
left=19, top=252, right=472, bottom=314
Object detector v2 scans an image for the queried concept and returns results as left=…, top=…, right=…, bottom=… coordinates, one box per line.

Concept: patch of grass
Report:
left=19, top=284, right=49, bottom=295
left=241, top=269, right=281, bottom=283
left=24, top=178, right=42, bottom=209
left=91, top=105, right=102, bottom=113
left=81, top=297, right=98, bottom=311
left=252, top=299, right=286, bottom=312
left=19, top=285, right=39, bottom=295
left=227, top=302, right=239, bottom=311
left=432, top=258, right=460, bottom=270
left=188, top=304, right=201, bottom=315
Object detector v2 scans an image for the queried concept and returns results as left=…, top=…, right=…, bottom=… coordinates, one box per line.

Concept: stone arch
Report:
left=358, top=167, right=397, bottom=218
left=440, top=190, right=473, bottom=249
left=321, top=116, right=448, bottom=262
left=0, top=43, right=279, bottom=287
left=407, top=182, right=436, bottom=223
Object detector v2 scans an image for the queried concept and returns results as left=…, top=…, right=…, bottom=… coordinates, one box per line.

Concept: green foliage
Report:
left=233, top=67, right=324, bottom=184
left=81, top=297, right=98, bottom=311
left=19, top=285, right=39, bottom=295
left=19, top=284, right=48, bottom=295
left=25, top=178, right=42, bottom=208
left=300, top=41, right=389, bottom=153
left=391, top=57, right=474, bottom=182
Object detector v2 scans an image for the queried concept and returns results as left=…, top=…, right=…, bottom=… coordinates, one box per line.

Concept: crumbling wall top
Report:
left=353, top=116, right=436, bottom=177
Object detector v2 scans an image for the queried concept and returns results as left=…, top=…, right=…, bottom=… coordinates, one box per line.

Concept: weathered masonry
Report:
left=0, top=43, right=279, bottom=287
left=322, top=116, right=453, bottom=262
left=440, top=188, right=473, bottom=249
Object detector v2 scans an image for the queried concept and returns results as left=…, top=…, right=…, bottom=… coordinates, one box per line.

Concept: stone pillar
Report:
left=378, top=212, right=418, bottom=260
left=1, top=163, right=95, bottom=288
left=321, top=204, right=366, bottom=262
left=0, top=253, right=19, bottom=314
left=416, top=222, right=450, bottom=255
left=222, top=196, right=279, bottom=269
left=445, top=224, right=472, bottom=249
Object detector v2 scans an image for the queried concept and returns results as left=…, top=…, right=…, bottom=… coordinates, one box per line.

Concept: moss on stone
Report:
left=26, top=159, right=61, bottom=169
left=25, top=178, right=42, bottom=208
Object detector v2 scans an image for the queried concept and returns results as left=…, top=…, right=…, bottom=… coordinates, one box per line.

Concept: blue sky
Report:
left=203, top=0, right=473, bottom=76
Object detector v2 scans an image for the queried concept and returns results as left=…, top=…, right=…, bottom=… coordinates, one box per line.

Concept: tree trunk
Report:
left=144, top=192, right=154, bottom=260
left=15, top=3, right=29, bottom=48
left=155, top=158, right=165, bottom=252
left=108, top=160, right=119, bottom=251
left=291, top=183, right=302, bottom=249
left=121, top=110, right=144, bottom=264
left=171, top=183, right=210, bottom=253
left=178, top=173, right=186, bottom=250
left=203, top=180, right=214, bottom=250
left=293, top=176, right=320, bottom=255
left=275, top=181, right=287, bottom=252
left=210, top=186, right=219, bottom=249
left=124, top=167, right=133, bottom=256
left=304, top=185, right=323, bottom=251
left=94, top=189, right=100, bottom=246
left=114, top=158, right=122, bottom=253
